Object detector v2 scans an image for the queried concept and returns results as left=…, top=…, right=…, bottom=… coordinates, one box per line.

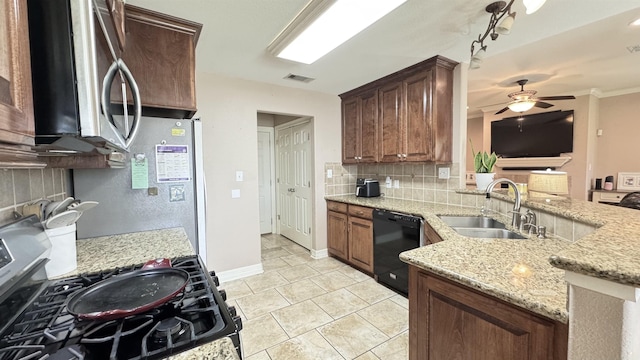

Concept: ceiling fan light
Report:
left=523, top=0, right=546, bottom=14
left=496, top=13, right=516, bottom=34
left=507, top=100, right=536, bottom=113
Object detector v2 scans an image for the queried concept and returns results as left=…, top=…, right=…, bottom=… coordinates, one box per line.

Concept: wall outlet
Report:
left=231, top=189, right=241, bottom=198
left=466, top=172, right=475, bottom=184
left=327, top=169, right=333, bottom=178
left=438, top=167, right=450, bottom=179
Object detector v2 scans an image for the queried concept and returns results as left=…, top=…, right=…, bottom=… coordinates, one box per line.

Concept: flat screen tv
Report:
left=491, top=110, right=574, bottom=158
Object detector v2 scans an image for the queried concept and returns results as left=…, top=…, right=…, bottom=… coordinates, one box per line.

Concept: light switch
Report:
left=231, top=189, right=241, bottom=198
left=236, top=171, right=243, bottom=182
left=327, top=169, right=333, bottom=178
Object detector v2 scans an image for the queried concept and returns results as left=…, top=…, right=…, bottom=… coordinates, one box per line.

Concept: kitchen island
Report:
left=326, top=192, right=640, bottom=359
left=326, top=194, right=571, bottom=322
left=74, top=227, right=240, bottom=360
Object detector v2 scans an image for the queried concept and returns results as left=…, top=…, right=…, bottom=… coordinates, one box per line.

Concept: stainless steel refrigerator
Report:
left=72, top=116, right=206, bottom=254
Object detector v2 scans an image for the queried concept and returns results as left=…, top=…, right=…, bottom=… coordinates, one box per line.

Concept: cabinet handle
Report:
left=402, top=154, right=407, bottom=158
left=354, top=156, right=358, bottom=160
left=397, top=154, right=401, bottom=158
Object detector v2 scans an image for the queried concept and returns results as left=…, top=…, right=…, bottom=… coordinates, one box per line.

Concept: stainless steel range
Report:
left=0, top=216, right=242, bottom=359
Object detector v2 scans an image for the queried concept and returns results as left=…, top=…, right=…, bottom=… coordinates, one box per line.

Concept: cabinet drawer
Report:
left=598, top=192, right=625, bottom=202
left=348, top=205, right=373, bottom=219
left=327, top=201, right=347, bottom=213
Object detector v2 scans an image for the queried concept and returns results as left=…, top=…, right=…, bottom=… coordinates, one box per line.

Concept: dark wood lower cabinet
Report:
left=326, top=201, right=374, bottom=274
left=409, top=266, right=568, bottom=360
left=348, top=216, right=373, bottom=273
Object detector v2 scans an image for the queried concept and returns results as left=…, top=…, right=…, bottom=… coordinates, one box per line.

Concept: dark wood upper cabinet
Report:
left=341, top=90, right=378, bottom=164
left=0, top=0, right=41, bottom=167
left=378, top=81, right=402, bottom=162
left=340, top=55, right=457, bottom=164
left=116, top=5, right=202, bottom=119
left=341, top=97, right=359, bottom=164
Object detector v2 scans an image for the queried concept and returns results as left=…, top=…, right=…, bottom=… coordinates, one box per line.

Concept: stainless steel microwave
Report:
left=27, top=0, right=141, bottom=154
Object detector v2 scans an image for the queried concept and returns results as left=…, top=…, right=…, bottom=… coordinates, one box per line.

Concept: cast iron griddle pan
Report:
left=66, top=259, right=189, bottom=321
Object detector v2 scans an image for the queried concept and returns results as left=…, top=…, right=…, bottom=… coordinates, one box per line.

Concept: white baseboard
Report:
left=311, top=248, right=328, bottom=259
left=218, top=263, right=263, bottom=284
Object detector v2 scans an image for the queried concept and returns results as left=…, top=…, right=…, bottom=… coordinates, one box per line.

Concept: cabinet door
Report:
left=424, top=221, right=442, bottom=245
left=327, top=210, right=348, bottom=261
left=403, top=70, right=432, bottom=162
left=348, top=216, right=373, bottom=273
left=409, top=267, right=567, bottom=360
left=341, top=97, right=359, bottom=164
left=359, top=90, right=378, bottom=163
left=118, top=5, right=202, bottom=118
left=378, top=82, right=402, bottom=162
left=0, top=0, right=35, bottom=148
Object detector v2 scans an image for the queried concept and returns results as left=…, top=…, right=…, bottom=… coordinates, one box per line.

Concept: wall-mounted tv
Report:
left=491, top=110, right=574, bottom=158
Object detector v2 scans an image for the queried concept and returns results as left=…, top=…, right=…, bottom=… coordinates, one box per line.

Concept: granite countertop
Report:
left=70, top=228, right=240, bottom=360
left=327, top=193, right=640, bottom=323
left=327, top=194, right=571, bottom=322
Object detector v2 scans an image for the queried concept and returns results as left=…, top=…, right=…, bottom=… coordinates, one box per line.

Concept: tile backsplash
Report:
left=324, top=162, right=595, bottom=242
left=324, top=162, right=463, bottom=205
left=0, top=168, right=70, bottom=225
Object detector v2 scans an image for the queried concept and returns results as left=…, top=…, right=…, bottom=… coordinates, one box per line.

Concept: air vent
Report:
left=284, top=73, right=315, bottom=83
left=627, top=44, right=640, bottom=54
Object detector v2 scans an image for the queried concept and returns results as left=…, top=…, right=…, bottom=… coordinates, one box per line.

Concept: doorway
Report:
left=257, top=127, right=275, bottom=234
left=256, top=113, right=314, bottom=251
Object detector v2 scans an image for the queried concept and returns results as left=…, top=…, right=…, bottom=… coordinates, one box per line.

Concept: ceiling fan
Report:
left=495, top=79, right=576, bottom=115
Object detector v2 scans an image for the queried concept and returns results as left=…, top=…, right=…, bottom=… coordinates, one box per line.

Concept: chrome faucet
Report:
left=485, top=178, right=522, bottom=228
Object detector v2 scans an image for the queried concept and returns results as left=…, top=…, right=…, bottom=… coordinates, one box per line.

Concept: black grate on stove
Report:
left=0, top=256, right=241, bottom=360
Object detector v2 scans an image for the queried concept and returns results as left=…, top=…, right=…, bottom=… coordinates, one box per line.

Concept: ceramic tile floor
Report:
left=221, top=233, right=409, bottom=360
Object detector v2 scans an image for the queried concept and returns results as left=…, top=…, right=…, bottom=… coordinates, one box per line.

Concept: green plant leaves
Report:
left=470, top=138, right=497, bottom=173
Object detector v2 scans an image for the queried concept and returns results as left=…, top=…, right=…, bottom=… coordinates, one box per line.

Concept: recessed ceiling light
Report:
left=630, top=17, right=640, bottom=26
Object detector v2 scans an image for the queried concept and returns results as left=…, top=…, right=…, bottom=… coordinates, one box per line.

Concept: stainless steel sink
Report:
left=437, top=215, right=526, bottom=239
left=437, top=215, right=506, bottom=229
left=452, top=227, right=527, bottom=239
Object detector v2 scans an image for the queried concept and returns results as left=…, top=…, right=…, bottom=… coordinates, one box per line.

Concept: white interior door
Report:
left=276, top=120, right=313, bottom=249
left=257, top=128, right=274, bottom=234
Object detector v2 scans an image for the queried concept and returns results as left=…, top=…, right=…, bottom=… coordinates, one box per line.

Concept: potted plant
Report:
left=470, top=139, right=497, bottom=190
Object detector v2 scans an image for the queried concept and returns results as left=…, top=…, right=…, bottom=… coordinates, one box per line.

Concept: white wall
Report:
left=596, top=92, right=640, bottom=179
left=195, top=72, right=341, bottom=273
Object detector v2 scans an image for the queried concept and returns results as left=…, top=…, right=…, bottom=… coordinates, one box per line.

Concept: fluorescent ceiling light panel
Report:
left=275, top=0, right=407, bottom=64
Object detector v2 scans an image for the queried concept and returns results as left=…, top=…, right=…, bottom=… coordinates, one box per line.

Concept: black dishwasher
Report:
left=373, top=209, right=424, bottom=295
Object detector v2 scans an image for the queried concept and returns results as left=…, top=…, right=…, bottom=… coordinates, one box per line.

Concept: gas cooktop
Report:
left=0, top=255, right=242, bottom=360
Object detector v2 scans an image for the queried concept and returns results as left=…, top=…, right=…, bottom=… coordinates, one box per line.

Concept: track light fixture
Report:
left=469, top=1, right=516, bottom=69
left=470, top=0, right=546, bottom=69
